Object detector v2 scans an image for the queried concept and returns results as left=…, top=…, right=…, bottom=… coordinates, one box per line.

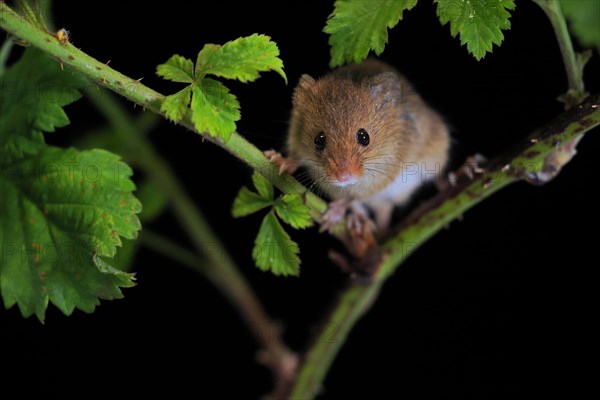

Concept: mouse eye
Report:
left=314, top=132, right=326, bottom=151
left=356, top=128, right=370, bottom=147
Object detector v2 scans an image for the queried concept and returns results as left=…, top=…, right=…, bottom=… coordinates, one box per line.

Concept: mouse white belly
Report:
left=363, top=158, right=443, bottom=228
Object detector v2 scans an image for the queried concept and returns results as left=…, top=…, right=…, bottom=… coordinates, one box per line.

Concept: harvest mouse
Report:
left=266, top=59, right=450, bottom=232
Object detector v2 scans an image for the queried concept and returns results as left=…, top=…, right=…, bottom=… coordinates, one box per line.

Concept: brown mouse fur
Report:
left=286, top=59, right=450, bottom=228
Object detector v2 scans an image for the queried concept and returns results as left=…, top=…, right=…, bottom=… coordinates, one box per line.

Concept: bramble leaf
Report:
left=156, top=55, right=194, bottom=83
left=435, top=0, right=516, bottom=60
left=252, top=212, right=300, bottom=276
left=0, top=47, right=140, bottom=321
left=0, top=147, right=140, bottom=321
left=232, top=187, right=273, bottom=218
left=274, top=194, right=313, bottom=229
left=324, top=0, right=418, bottom=67
left=560, top=0, right=600, bottom=51
left=161, top=86, right=191, bottom=123
left=190, top=78, right=240, bottom=138
left=157, top=35, right=285, bottom=139
left=231, top=173, right=274, bottom=218
left=252, top=172, right=273, bottom=201
left=0, top=48, right=84, bottom=160
left=195, top=34, right=287, bottom=83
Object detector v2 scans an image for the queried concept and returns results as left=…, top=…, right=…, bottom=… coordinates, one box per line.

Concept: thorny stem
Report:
left=290, top=97, right=600, bottom=398
left=2, top=4, right=599, bottom=399
left=532, top=0, right=588, bottom=107
left=0, top=3, right=327, bottom=218
left=83, top=86, right=295, bottom=388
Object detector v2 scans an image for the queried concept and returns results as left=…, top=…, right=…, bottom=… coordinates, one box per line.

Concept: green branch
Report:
left=290, top=96, right=600, bottom=398
left=533, top=0, right=588, bottom=106
left=0, top=3, right=326, bottom=218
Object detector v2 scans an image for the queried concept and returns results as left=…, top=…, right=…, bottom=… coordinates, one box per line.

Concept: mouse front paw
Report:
left=264, top=150, right=298, bottom=175
left=443, top=153, right=488, bottom=189
left=319, top=198, right=350, bottom=233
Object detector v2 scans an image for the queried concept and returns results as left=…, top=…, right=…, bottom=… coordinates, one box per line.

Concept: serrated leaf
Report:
left=274, top=194, right=313, bottom=229
left=0, top=147, right=140, bottom=321
left=161, top=86, right=191, bottom=123
left=190, top=78, right=240, bottom=138
left=98, top=238, right=139, bottom=273
left=252, top=212, right=300, bottom=276
left=14, top=0, right=47, bottom=31
left=435, top=0, right=515, bottom=60
left=560, top=0, right=600, bottom=51
left=156, top=55, right=194, bottom=83
left=0, top=47, right=140, bottom=321
left=252, top=172, right=273, bottom=201
left=195, top=34, right=287, bottom=83
left=0, top=48, right=84, bottom=160
left=232, top=187, right=273, bottom=218
left=324, top=0, right=418, bottom=67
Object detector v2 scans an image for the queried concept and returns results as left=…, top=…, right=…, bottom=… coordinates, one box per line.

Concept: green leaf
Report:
left=161, top=86, right=191, bottom=123
left=156, top=35, right=286, bottom=139
left=560, top=0, right=600, bottom=51
left=324, top=0, right=418, bottom=67
left=435, top=0, right=516, bottom=60
left=0, top=48, right=84, bottom=160
left=231, top=173, right=274, bottom=218
left=14, top=0, right=47, bottom=31
left=232, top=187, right=273, bottom=218
left=156, top=55, right=194, bottom=83
left=252, top=172, right=274, bottom=201
left=195, top=34, right=287, bottom=83
left=0, top=48, right=140, bottom=321
left=98, top=238, right=139, bottom=273
left=0, top=147, right=140, bottom=321
left=274, top=194, right=313, bottom=229
left=190, top=78, right=241, bottom=138
left=252, top=212, right=300, bottom=276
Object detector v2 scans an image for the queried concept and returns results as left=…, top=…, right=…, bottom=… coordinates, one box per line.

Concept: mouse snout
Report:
left=330, top=158, right=361, bottom=187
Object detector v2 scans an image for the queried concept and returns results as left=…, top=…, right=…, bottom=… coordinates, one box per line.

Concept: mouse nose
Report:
left=337, top=172, right=357, bottom=183
left=333, top=162, right=360, bottom=186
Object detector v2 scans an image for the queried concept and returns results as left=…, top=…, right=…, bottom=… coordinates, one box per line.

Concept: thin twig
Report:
left=532, top=0, right=588, bottom=107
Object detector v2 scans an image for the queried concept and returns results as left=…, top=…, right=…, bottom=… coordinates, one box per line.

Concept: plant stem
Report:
left=83, top=86, right=295, bottom=387
left=0, top=3, right=327, bottom=219
left=291, top=281, right=382, bottom=398
left=290, top=96, right=600, bottom=398
left=0, top=38, right=13, bottom=77
left=140, top=230, right=208, bottom=272
left=533, top=0, right=587, bottom=106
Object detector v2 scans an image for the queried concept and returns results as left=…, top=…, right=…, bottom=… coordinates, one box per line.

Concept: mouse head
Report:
left=288, top=71, right=416, bottom=199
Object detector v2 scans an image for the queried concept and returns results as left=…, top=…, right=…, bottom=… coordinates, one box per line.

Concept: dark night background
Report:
left=1, top=1, right=598, bottom=398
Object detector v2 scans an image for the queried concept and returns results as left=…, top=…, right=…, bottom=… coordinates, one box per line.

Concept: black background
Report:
left=1, top=1, right=598, bottom=398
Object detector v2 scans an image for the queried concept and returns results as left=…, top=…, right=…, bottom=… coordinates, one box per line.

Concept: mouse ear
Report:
left=293, top=74, right=316, bottom=105
left=297, top=74, right=316, bottom=91
left=369, top=72, right=408, bottom=108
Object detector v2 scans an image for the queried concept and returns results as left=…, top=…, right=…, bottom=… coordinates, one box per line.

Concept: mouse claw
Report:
left=439, top=153, right=488, bottom=190
left=264, top=150, right=298, bottom=175
left=462, top=153, right=487, bottom=179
